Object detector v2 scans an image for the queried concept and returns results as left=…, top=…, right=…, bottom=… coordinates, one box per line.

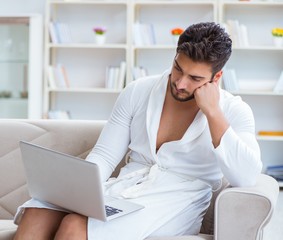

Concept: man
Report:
left=13, top=22, right=262, bottom=240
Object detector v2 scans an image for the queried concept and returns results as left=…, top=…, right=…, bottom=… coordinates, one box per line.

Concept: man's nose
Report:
left=175, top=76, right=188, bottom=89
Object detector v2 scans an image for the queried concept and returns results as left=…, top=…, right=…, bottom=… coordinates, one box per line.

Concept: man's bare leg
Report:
left=54, top=213, right=87, bottom=240
left=13, top=208, right=68, bottom=240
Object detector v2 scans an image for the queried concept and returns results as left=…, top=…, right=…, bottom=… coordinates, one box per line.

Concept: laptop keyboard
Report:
left=105, top=205, right=123, bottom=217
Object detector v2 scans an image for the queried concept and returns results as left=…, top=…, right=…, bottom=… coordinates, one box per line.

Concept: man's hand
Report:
left=194, top=81, right=220, bottom=116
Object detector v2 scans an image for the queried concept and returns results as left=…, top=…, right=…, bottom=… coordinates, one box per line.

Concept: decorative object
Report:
left=171, top=27, right=184, bottom=45
left=20, top=91, right=28, bottom=98
left=93, top=27, right=106, bottom=45
left=0, top=91, right=12, bottom=98
left=272, top=28, right=283, bottom=47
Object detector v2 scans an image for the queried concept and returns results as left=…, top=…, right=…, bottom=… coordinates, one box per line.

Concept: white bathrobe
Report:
left=14, top=69, right=262, bottom=240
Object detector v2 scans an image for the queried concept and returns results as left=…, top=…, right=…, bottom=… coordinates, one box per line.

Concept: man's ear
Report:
left=213, top=70, right=223, bottom=84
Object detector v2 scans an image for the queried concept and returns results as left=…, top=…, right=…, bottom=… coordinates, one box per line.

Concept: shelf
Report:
left=233, top=46, right=283, bottom=51
left=229, top=90, right=283, bottom=96
left=50, top=0, right=127, bottom=5
left=222, top=1, right=283, bottom=7
left=257, top=136, right=283, bottom=142
left=134, top=1, right=216, bottom=6
left=0, top=97, right=28, bottom=103
left=48, top=43, right=127, bottom=49
left=0, top=59, right=28, bottom=63
left=48, top=88, right=121, bottom=94
left=134, top=45, right=176, bottom=50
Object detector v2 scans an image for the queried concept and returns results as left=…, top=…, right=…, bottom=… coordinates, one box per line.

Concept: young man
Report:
left=13, top=22, right=262, bottom=240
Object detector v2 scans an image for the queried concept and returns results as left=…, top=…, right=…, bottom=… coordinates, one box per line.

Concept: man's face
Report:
left=169, top=52, right=214, bottom=102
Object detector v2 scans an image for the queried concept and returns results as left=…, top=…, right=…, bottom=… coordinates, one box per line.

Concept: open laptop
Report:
left=19, top=141, right=144, bottom=221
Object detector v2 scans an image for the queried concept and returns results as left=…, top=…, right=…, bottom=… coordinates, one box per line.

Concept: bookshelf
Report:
left=44, top=0, right=129, bottom=119
left=0, top=14, right=43, bottom=119
left=219, top=0, right=283, bottom=181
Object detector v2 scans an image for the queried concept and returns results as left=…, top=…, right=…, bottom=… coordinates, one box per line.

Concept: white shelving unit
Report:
left=219, top=0, right=283, bottom=186
left=44, top=0, right=129, bottom=120
left=0, top=14, right=43, bottom=119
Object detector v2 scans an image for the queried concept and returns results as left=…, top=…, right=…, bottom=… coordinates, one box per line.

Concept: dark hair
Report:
left=177, top=22, right=232, bottom=75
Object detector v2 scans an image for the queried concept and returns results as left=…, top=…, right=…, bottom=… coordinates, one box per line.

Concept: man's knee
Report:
left=14, top=208, right=67, bottom=240
left=56, top=213, right=87, bottom=238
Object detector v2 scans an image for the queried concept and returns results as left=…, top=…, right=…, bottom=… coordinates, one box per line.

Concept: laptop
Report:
left=19, top=140, right=144, bottom=221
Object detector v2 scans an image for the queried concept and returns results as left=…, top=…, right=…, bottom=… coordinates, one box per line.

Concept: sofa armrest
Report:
left=214, top=174, right=279, bottom=240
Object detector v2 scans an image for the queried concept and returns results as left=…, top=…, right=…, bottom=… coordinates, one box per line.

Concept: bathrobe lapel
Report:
left=146, top=70, right=208, bottom=163
left=146, top=71, right=168, bottom=164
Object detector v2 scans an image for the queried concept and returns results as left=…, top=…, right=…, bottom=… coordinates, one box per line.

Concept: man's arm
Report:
left=194, top=81, right=229, bottom=148
left=195, top=82, right=262, bottom=187
left=86, top=82, right=136, bottom=182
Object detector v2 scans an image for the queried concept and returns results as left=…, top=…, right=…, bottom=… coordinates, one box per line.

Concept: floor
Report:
left=263, top=190, right=283, bottom=239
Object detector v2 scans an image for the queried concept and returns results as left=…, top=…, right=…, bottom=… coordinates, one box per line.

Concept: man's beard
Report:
left=169, top=75, right=195, bottom=102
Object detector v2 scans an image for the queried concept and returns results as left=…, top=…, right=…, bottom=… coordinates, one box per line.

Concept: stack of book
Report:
left=133, top=22, right=156, bottom=46
left=132, top=66, right=148, bottom=80
left=223, top=20, right=249, bottom=47
left=48, top=110, right=71, bottom=119
left=105, top=61, right=126, bottom=90
left=48, top=64, right=70, bottom=89
left=266, top=165, right=283, bottom=181
left=273, top=71, right=283, bottom=93
left=222, top=68, right=239, bottom=91
left=49, top=21, right=72, bottom=44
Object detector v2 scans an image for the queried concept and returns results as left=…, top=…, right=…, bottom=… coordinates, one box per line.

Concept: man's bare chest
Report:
left=156, top=107, right=198, bottom=151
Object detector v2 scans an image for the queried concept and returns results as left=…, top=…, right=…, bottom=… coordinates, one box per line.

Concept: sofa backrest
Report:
left=0, top=119, right=105, bottom=219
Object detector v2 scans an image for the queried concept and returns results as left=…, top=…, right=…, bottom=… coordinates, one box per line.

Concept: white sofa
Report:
left=0, top=119, right=279, bottom=240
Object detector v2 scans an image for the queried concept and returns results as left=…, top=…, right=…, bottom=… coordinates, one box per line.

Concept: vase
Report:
left=95, top=34, right=106, bottom=45
left=172, top=35, right=180, bottom=45
left=273, top=37, right=283, bottom=48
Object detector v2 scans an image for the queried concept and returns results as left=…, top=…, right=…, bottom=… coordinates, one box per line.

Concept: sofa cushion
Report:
left=0, top=220, right=17, bottom=240
left=200, top=178, right=230, bottom=235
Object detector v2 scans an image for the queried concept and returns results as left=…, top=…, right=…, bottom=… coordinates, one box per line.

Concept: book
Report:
left=60, top=65, right=70, bottom=88
left=117, top=61, right=126, bottom=90
left=105, top=66, right=119, bottom=89
left=49, top=22, right=58, bottom=44
left=273, top=71, right=283, bottom=93
left=222, top=68, right=239, bottom=91
left=133, top=22, right=156, bottom=46
left=225, top=20, right=249, bottom=47
left=51, top=21, right=72, bottom=44
left=266, top=165, right=283, bottom=181
left=105, top=61, right=126, bottom=90
left=47, top=66, right=57, bottom=89
left=132, top=66, right=148, bottom=80
left=48, top=110, right=71, bottom=119
left=258, top=131, right=283, bottom=136
left=48, top=64, right=70, bottom=88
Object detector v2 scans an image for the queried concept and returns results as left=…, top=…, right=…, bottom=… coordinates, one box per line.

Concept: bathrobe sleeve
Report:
left=214, top=96, right=262, bottom=187
left=85, top=82, right=136, bottom=182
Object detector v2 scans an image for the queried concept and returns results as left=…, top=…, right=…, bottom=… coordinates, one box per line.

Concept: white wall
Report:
left=0, top=0, right=45, bottom=15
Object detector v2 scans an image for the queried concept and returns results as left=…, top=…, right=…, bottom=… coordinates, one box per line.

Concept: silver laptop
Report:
left=19, top=141, right=144, bottom=221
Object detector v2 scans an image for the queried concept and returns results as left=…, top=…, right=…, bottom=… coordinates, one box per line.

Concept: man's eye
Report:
left=175, top=66, right=182, bottom=72
left=191, top=77, right=201, bottom=82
